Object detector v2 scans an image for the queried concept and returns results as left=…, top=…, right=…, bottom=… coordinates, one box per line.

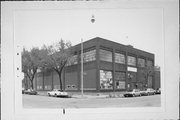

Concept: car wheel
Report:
left=48, top=93, right=51, bottom=96
left=139, top=94, right=141, bottom=97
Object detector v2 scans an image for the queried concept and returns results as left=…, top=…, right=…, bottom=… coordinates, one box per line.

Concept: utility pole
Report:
left=81, top=14, right=95, bottom=97
left=81, top=38, right=83, bottom=97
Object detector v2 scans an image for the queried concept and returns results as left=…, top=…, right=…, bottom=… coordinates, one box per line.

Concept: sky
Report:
left=14, top=8, right=164, bottom=67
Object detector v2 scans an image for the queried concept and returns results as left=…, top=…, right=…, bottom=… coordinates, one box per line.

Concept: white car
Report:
left=124, top=89, right=141, bottom=97
left=47, top=89, right=68, bottom=97
left=145, top=88, right=156, bottom=95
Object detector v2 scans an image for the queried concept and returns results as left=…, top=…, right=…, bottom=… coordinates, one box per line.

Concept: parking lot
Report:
left=23, top=93, right=161, bottom=108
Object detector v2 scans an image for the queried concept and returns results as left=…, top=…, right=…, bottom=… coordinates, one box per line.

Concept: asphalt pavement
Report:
left=23, top=93, right=161, bottom=108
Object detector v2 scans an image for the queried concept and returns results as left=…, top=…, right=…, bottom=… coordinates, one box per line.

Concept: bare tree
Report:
left=22, top=47, right=42, bottom=89
left=41, top=39, right=72, bottom=91
left=142, top=66, right=156, bottom=88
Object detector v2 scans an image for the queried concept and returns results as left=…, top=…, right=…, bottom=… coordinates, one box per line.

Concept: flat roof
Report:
left=72, top=37, right=154, bottom=59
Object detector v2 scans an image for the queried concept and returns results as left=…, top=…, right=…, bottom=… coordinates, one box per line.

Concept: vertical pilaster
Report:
left=77, top=52, right=81, bottom=91
left=136, top=55, right=138, bottom=87
left=145, top=57, right=148, bottom=88
left=125, top=51, right=128, bottom=90
left=96, top=41, right=100, bottom=92
left=112, top=48, right=115, bottom=92
left=152, top=60, right=155, bottom=89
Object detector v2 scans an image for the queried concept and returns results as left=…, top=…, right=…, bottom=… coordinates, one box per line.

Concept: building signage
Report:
left=127, top=67, right=137, bottom=72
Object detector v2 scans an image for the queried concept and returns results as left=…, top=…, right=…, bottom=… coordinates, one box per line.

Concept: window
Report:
left=147, top=60, right=153, bottom=67
left=127, top=56, right=136, bottom=66
left=99, top=49, right=112, bottom=62
left=80, top=49, right=96, bottom=63
left=44, top=85, right=51, bottom=90
left=115, top=53, right=125, bottom=64
left=37, top=85, right=42, bottom=90
left=100, top=70, right=113, bottom=89
left=67, top=55, right=78, bottom=66
left=116, top=81, right=125, bottom=89
left=66, top=85, right=76, bottom=89
left=83, top=49, right=96, bottom=62
left=66, top=85, right=71, bottom=88
left=115, top=72, right=126, bottom=89
left=138, top=58, right=145, bottom=67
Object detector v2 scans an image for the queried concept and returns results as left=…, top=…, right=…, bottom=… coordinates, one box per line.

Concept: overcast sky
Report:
left=14, top=8, right=163, bottom=67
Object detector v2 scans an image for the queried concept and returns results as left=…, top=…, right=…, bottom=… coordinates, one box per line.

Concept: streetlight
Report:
left=91, top=15, right=95, bottom=23
left=81, top=15, right=95, bottom=97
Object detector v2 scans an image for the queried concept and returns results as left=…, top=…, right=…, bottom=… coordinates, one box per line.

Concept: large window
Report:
left=138, top=58, right=145, bottom=67
left=114, top=72, right=126, bottom=89
left=67, top=55, right=78, bottom=66
left=80, top=49, right=96, bottom=63
left=100, top=70, right=113, bottom=89
left=115, top=53, right=125, bottom=64
left=127, top=56, right=136, bottom=66
left=83, top=49, right=96, bottom=62
left=147, top=60, right=153, bottom=67
left=99, top=49, right=112, bottom=62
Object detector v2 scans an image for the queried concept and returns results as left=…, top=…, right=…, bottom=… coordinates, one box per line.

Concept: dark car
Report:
left=24, top=89, right=37, bottom=95
left=22, top=88, right=25, bottom=94
left=22, top=90, right=25, bottom=94
left=155, top=88, right=161, bottom=94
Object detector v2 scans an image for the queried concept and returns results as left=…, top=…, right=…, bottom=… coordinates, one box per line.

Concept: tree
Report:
left=142, top=66, right=156, bottom=88
left=22, top=47, right=42, bottom=89
left=41, top=39, right=72, bottom=91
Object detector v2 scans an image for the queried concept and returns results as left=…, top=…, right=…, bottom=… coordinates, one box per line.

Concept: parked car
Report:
left=24, top=89, right=37, bottom=95
left=124, top=89, right=141, bottom=97
left=140, top=90, right=148, bottom=96
left=145, top=88, right=156, bottom=95
left=47, top=89, right=69, bottom=97
left=155, top=88, right=161, bottom=94
left=22, top=88, right=25, bottom=94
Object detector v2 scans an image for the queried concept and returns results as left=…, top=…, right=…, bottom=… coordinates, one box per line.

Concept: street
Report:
left=23, top=94, right=161, bottom=108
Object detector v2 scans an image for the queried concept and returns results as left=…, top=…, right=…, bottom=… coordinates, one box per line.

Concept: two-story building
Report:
left=33, top=37, right=158, bottom=92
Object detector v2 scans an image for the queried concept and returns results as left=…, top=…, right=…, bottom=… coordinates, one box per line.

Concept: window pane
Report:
left=100, top=70, right=113, bottom=89
left=127, top=56, right=136, bottom=66
left=115, top=53, right=125, bottom=64
left=115, top=81, right=125, bottom=89
left=115, top=72, right=126, bottom=89
left=138, top=58, right=145, bottom=67
left=83, top=49, right=96, bottom=62
left=99, top=49, right=112, bottom=62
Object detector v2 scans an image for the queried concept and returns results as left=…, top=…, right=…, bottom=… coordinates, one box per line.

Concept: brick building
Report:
left=31, top=37, right=160, bottom=92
